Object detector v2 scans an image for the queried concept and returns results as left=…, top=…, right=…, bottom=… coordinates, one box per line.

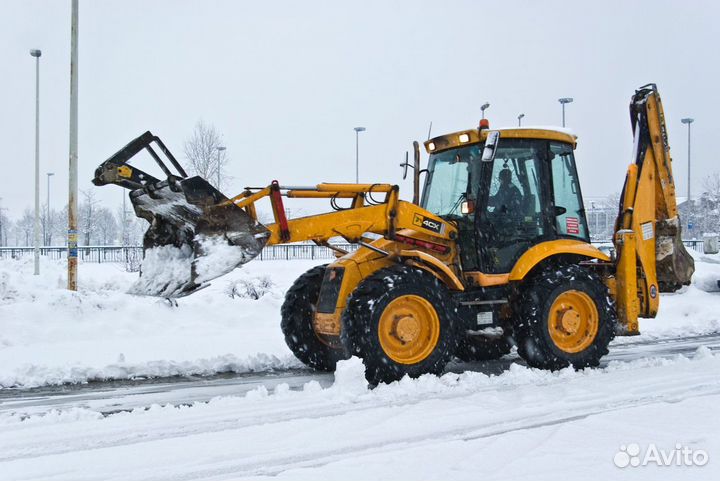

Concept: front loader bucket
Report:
left=92, top=131, right=270, bottom=298
left=129, top=176, right=270, bottom=297
left=656, top=217, right=695, bottom=292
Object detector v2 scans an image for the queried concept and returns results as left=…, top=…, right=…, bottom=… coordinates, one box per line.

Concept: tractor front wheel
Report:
left=281, top=264, right=349, bottom=371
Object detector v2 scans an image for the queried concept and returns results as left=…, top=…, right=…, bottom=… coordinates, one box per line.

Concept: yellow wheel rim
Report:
left=547, top=290, right=599, bottom=354
left=377, top=294, right=440, bottom=365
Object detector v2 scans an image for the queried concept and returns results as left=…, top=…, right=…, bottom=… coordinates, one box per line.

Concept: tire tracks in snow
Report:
left=1, top=349, right=719, bottom=475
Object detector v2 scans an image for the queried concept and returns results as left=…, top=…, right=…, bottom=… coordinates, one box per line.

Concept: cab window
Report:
left=550, top=142, right=588, bottom=240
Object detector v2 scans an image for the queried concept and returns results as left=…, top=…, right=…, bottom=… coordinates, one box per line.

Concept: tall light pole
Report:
left=46, top=172, right=54, bottom=245
left=558, top=97, right=573, bottom=127
left=517, top=113, right=525, bottom=127
left=354, top=127, right=366, bottom=183
left=681, top=117, right=694, bottom=231
left=68, top=0, right=79, bottom=290
left=216, top=146, right=226, bottom=189
left=30, top=48, right=42, bottom=275
left=481, top=102, right=490, bottom=120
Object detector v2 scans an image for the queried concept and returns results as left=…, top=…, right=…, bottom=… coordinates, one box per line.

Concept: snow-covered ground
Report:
left=1, top=352, right=718, bottom=480
left=1, top=254, right=719, bottom=480
left=0, top=257, right=322, bottom=388
left=1, top=253, right=719, bottom=388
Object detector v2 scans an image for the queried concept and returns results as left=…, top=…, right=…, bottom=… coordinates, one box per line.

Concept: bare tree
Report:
left=0, top=209, right=9, bottom=247
left=700, top=173, right=720, bottom=234
left=95, top=207, right=118, bottom=245
left=116, top=205, right=145, bottom=247
left=40, top=204, right=61, bottom=246
left=80, top=190, right=100, bottom=245
left=16, top=209, right=34, bottom=246
left=183, top=120, right=230, bottom=190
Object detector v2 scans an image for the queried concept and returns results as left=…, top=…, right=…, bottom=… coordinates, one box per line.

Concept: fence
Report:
left=0, top=239, right=705, bottom=263
left=0, top=243, right=359, bottom=263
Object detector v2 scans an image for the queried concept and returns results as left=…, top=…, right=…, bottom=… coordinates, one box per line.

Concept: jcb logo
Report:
left=413, top=213, right=444, bottom=234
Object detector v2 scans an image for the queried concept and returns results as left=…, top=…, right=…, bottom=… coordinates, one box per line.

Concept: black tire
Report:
left=281, top=265, right=349, bottom=371
left=341, top=265, right=460, bottom=384
left=456, top=331, right=513, bottom=362
left=514, top=264, right=616, bottom=370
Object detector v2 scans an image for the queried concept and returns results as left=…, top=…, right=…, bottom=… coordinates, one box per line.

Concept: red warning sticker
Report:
left=566, top=217, right=580, bottom=234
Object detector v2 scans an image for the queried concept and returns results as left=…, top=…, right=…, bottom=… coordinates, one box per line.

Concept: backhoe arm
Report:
left=614, top=84, right=695, bottom=331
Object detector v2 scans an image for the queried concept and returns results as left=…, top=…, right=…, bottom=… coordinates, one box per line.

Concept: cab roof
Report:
left=423, top=126, right=577, bottom=154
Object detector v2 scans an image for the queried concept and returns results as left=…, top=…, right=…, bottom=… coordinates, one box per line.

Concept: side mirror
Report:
left=482, top=130, right=500, bottom=162
left=461, top=200, right=475, bottom=215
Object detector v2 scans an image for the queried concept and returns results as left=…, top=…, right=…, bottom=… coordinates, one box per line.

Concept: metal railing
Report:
left=0, top=239, right=705, bottom=263
left=0, top=244, right=359, bottom=263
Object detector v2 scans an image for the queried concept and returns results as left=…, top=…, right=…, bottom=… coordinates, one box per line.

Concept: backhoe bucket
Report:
left=92, top=131, right=270, bottom=297
left=656, top=217, right=695, bottom=292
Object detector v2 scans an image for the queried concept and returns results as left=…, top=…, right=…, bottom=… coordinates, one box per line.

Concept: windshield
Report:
left=421, top=145, right=481, bottom=217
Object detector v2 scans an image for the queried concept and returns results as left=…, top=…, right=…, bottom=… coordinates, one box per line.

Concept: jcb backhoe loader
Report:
left=94, top=84, right=694, bottom=384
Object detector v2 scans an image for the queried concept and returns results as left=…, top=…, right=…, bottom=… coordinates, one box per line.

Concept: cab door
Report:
left=477, top=139, right=552, bottom=273
left=548, top=142, right=590, bottom=241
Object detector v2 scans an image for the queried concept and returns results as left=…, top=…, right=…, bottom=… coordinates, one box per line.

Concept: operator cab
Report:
left=421, top=127, right=589, bottom=274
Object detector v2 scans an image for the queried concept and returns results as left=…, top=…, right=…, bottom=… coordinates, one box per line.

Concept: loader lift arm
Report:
left=92, top=131, right=457, bottom=297
left=613, top=84, right=694, bottom=333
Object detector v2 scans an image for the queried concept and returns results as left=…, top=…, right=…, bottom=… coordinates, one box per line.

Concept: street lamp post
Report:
left=68, top=0, right=79, bottom=291
left=681, top=117, right=694, bottom=231
left=216, top=146, right=226, bottom=189
left=46, top=172, right=54, bottom=245
left=30, top=48, right=42, bottom=275
left=354, top=127, right=366, bottom=183
left=558, top=97, right=573, bottom=127
left=481, top=102, right=490, bottom=120
left=517, top=113, right=525, bottom=127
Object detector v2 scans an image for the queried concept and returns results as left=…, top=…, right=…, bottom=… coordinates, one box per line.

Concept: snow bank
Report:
left=0, top=256, right=323, bottom=388
left=627, top=252, right=720, bottom=341
left=5, top=348, right=717, bottom=427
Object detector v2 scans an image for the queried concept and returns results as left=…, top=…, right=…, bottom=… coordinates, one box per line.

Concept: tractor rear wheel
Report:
left=341, top=265, right=459, bottom=384
left=281, top=264, right=348, bottom=371
left=514, top=264, right=616, bottom=370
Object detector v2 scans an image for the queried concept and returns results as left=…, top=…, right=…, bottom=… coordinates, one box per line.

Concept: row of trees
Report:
left=0, top=190, right=147, bottom=247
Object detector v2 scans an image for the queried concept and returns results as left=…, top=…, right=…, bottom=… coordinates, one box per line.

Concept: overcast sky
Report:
left=1, top=0, right=717, bottom=219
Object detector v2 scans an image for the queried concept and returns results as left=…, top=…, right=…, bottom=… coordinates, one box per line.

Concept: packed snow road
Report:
left=1, top=332, right=719, bottom=419
left=1, top=346, right=719, bottom=480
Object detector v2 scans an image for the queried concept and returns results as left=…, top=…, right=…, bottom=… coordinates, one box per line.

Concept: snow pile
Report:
left=330, top=357, right=369, bottom=395
left=127, top=245, right=193, bottom=297
left=193, top=234, right=258, bottom=284
left=690, top=254, right=720, bottom=292
left=0, top=256, right=321, bottom=388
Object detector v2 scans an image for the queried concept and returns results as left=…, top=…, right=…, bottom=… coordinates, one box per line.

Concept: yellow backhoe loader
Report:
left=93, top=84, right=694, bottom=384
